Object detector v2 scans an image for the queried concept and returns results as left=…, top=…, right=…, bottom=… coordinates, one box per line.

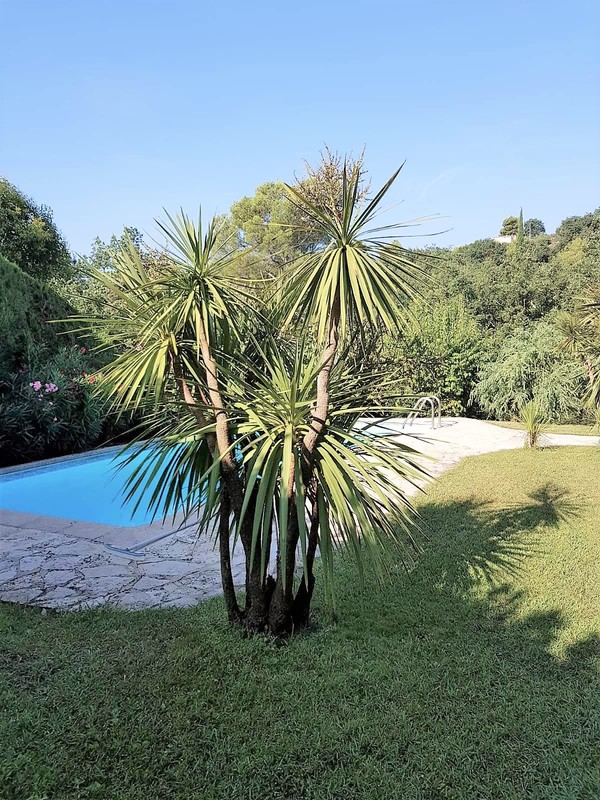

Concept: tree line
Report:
left=1, top=162, right=599, bottom=467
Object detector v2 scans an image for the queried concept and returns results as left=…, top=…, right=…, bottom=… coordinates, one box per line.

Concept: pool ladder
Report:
left=402, top=395, right=442, bottom=430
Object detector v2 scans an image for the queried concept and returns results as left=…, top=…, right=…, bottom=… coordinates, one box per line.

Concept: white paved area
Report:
left=1, top=417, right=597, bottom=612
left=0, top=514, right=249, bottom=611
left=382, top=416, right=599, bottom=483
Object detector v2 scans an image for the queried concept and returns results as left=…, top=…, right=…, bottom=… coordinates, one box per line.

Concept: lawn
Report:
left=1, top=448, right=599, bottom=800
left=491, top=420, right=599, bottom=436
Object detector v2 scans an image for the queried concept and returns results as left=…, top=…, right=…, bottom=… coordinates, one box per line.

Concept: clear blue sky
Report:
left=2, top=0, right=599, bottom=255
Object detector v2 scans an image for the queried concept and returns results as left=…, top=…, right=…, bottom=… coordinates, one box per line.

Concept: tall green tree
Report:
left=78, top=161, right=427, bottom=636
left=0, top=178, right=71, bottom=281
left=499, top=216, right=519, bottom=237
left=555, top=209, right=600, bottom=246
left=524, top=218, right=545, bottom=236
left=230, top=148, right=367, bottom=278
left=230, top=182, right=308, bottom=273
left=516, top=208, right=524, bottom=246
left=472, top=320, right=584, bottom=421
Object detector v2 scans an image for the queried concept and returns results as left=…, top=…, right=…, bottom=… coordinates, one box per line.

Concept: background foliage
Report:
left=0, top=178, right=71, bottom=281
left=1, top=168, right=599, bottom=468
left=0, top=255, right=76, bottom=372
left=472, top=321, right=585, bottom=421
left=380, top=296, right=483, bottom=415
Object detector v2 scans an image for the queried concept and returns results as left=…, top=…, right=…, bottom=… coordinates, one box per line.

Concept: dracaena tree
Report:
left=573, top=285, right=600, bottom=407
left=80, top=161, right=429, bottom=636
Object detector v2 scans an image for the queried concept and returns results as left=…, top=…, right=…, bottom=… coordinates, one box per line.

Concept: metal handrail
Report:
left=402, top=395, right=442, bottom=429
left=403, top=397, right=434, bottom=429
left=432, top=395, right=442, bottom=427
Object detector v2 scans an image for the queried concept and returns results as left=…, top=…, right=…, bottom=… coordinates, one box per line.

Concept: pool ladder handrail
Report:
left=402, top=395, right=441, bottom=430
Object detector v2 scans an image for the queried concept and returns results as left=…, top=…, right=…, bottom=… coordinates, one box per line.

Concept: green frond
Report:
left=227, top=340, right=426, bottom=590
left=282, top=166, right=427, bottom=341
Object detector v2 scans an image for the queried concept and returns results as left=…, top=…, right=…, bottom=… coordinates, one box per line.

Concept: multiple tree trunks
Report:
left=217, top=475, right=318, bottom=637
left=177, top=281, right=342, bottom=637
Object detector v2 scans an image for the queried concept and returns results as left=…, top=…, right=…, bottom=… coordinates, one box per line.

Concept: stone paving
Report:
left=0, top=514, right=250, bottom=610
left=1, top=417, right=597, bottom=613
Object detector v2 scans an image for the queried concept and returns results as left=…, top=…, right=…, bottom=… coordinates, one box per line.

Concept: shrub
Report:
left=382, top=296, right=484, bottom=415
left=0, top=346, right=103, bottom=466
left=472, top=321, right=584, bottom=421
left=519, top=400, right=547, bottom=448
left=0, top=257, right=143, bottom=465
left=0, top=255, right=76, bottom=371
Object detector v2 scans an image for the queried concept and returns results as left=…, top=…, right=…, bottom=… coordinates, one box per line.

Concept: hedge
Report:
left=0, top=254, right=76, bottom=370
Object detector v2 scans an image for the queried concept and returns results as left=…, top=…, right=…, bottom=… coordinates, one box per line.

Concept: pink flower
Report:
left=44, top=383, right=58, bottom=393
left=80, top=346, right=87, bottom=354
left=30, top=380, right=42, bottom=391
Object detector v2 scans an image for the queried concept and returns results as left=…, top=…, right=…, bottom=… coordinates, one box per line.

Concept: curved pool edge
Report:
left=0, top=504, right=190, bottom=543
left=0, top=444, right=131, bottom=480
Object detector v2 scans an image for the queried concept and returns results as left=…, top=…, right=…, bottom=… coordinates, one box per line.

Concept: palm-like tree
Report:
left=560, top=285, right=600, bottom=407
left=578, top=286, right=600, bottom=406
left=80, top=161, right=429, bottom=636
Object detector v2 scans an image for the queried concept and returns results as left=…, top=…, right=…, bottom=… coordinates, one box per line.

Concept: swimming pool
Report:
left=0, top=448, right=183, bottom=527
left=0, top=416, right=431, bottom=528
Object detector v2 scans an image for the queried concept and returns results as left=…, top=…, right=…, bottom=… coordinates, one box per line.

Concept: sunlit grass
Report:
left=491, top=419, right=598, bottom=436
left=1, top=447, right=599, bottom=799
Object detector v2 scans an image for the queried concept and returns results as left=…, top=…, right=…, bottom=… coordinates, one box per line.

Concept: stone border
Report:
left=0, top=444, right=125, bottom=478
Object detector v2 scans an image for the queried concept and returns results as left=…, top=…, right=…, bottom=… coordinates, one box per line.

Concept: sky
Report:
left=1, top=0, right=599, bottom=255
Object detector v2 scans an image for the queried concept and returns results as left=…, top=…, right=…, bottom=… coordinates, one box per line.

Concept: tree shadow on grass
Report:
left=0, top=481, right=597, bottom=800
left=328, top=480, right=598, bottom=797
left=411, top=480, right=582, bottom=590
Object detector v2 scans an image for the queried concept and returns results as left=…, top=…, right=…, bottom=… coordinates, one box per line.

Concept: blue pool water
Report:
left=0, top=449, right=181, bottom=527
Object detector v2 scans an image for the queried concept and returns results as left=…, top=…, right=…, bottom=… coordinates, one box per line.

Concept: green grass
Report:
left=1, top=448, right=599, bottom=800
left=491, top=420, right=599, bottom=436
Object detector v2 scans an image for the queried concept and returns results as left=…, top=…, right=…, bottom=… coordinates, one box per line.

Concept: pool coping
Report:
left=0, top=506, right=189, bottom=544
left=0, top=444, right=133, bottom=478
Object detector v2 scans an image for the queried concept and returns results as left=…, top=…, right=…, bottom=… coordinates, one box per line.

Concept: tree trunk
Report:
left=171, top=338, right=279, bottom=633
left=218, top=488, right=241, bottom=624
left=302, top=290, right=341, bottom=461
left=267, top=511, right=301, bottom=636
left=241, top=494, right=270, bottom=633
left=172, top=297, right=343, bottom=637
left=266, top=293, right=342, bottom=636
left=292, top=495, right=319, bottom=627
left=171, top=352, right=216, bottom=452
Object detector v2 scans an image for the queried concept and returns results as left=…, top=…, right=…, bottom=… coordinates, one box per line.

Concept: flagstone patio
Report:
left=0, top=510, right=247, bottom=611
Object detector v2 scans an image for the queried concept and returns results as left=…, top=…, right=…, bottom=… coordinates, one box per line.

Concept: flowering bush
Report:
left=29, top=380, right=58, bottom=393
left=0, top=344, right=145, bottom=466
left=0, top=346, right=104, bottom=465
